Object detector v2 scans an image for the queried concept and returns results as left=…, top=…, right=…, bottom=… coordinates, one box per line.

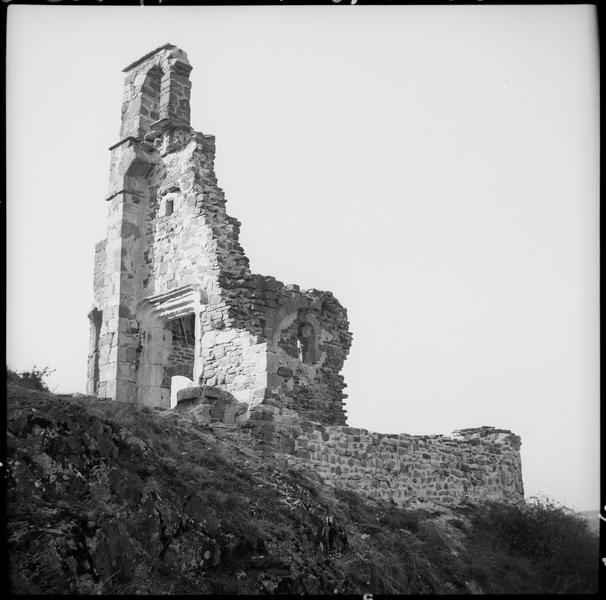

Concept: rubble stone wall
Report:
left=213, top=277, right=352, bottom=424
left=139, top=132, right=250, bottom=302
left=90, top=44, right=351, bottom=418
left=218, top=403, right=524, bottom=507
left=286, top=424, right=524, bottom=506
left=91, top=44, right=525, bottom=509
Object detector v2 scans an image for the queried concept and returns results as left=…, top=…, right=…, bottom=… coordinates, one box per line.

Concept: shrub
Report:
left=378, top=507, right=428, bottom=533
left=6, top=365, right=54, bottom=392
left=467, top=496, right=599, bottom=594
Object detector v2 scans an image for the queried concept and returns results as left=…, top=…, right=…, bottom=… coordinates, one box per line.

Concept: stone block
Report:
left=277, top=366, right=293, bottom=377
left=201, top=331, right=217, bottom=348
left=216, top=329, right=237, bottom=344
left=176, top=386, right=205, bottom=402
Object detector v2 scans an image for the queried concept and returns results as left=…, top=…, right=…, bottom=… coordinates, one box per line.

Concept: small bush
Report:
left=6, top=365, right=54, bottom=392
left=333, top=487, right=371, bottom=523
left=378, top=507, right=427, bottom=533
left=467, top=496, right=599, bottom=594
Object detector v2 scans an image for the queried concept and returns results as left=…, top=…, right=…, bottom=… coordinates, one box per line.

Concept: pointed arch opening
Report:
left=275, top=310, right=318, bottom=364
left=138, top=65, right=163, bottom=136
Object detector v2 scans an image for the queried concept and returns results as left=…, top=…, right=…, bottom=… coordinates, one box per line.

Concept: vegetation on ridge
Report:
left=6, top=382, right=599, bottom=594
left=6, top=364, right=54, bottom=392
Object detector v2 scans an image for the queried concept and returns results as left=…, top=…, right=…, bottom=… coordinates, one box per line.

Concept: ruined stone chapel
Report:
left=87, top=44, right=524, bottom=508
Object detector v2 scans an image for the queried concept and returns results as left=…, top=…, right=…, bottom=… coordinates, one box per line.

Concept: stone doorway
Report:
left=164, top=313, right=196, bottom=408
left=135, top=285, right=205, bottom=408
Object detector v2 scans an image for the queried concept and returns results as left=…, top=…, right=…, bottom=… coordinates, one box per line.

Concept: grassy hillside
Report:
left=6, top=384, right=599, bottom=594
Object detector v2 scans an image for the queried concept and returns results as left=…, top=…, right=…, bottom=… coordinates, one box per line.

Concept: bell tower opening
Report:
left=138, top=65, right=163, bottom=136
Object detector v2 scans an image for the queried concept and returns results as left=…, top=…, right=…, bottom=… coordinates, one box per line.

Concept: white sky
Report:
left=6, top=5, right=599, bottom=512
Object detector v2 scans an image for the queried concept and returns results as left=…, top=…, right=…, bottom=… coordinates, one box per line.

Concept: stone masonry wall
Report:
left=140, top=131, right=250, bottom=302
left=220, top=403, right=524, bottom=508
left=215, top=277, right=352, bottom=424
left=91, top=44, right=525, bottom=509
left=90, top=43, right=352, bottom=417
left=286, top=425, right=524, bottom=506
left=166, top=340, right=195, bottom=378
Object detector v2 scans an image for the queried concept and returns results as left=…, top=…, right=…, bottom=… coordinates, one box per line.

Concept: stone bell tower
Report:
left=87, top=44, right=352, bottom=422
left=86, top=44, right=248, bottom=407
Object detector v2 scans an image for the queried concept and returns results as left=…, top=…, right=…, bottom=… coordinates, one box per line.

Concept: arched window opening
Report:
left=139, top=66, right=163, bottom=136
left=276, top=312, right=317, bottom=364
left=277, top=317, right=299, bottom=360
left=297, top=321, right=316, bottom=363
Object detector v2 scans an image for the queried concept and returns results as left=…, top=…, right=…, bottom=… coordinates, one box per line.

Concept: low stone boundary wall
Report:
left=177, top=391, right=524, bottom=508
left=227, top=403, right=524, bottom=507
left=286, top=423, right=524, bottom=506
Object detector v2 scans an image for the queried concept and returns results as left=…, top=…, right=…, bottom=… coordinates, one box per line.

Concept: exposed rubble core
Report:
left=88, top=44, right=524, bottom=507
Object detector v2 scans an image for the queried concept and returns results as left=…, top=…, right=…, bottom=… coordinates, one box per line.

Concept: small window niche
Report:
left=297, top=322, right=316, bottom=363
left=162, top=189, right=180, bottom=217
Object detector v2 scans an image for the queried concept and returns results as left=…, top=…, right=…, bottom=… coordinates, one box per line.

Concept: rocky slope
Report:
left=5, top=384, right=599, bottom=594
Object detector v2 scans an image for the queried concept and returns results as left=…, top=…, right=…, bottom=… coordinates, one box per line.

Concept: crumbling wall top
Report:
left=122, top=43, right=190, bottom=73
left=117, top=45, right=193, bottom=140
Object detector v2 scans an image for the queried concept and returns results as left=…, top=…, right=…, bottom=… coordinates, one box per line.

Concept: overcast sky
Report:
left=6, top=5, right=599, bottom=512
